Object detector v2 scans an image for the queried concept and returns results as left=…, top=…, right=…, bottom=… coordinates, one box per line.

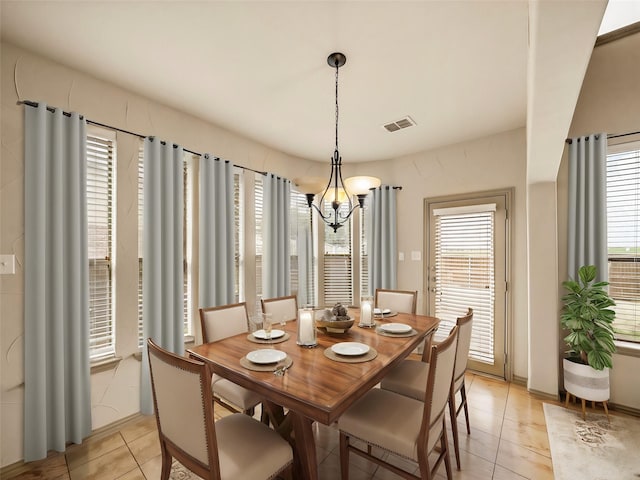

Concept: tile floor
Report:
left=6, top=372, right=579, bottom=479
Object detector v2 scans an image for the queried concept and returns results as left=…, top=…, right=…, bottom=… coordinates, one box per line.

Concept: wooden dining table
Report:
left=187, top=309, right=439, bottom=480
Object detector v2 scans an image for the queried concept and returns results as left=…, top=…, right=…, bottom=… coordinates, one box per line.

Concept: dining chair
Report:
left=374, top=288, right=418, bottom=314
left=261, top=294, right=298, bottom=324
left=380, top=308, right=474, bottom=469
left=147, top=339, right=293, bottom=480
left=338, top=326, right=459, bottom=480
left=199, top=303, right=262, bottom=417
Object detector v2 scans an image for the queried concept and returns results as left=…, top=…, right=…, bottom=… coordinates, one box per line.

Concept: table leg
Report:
left=290, top=411, right=318, bottom=480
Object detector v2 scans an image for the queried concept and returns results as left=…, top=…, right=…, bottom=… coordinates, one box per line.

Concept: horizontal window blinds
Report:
left=433, top=208, right=495, bottom=364
left=607, top=147, right=640, bottom=343
left=324, top=203, right=353, bottom=306
left=87, top=134, right=115, bottom=360
left=255, top=177, right=263, bottom=311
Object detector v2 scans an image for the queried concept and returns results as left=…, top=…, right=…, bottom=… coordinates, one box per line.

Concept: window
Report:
left=323, top=203, right=353, bottom=306
left=360, top=204, right=369, bottom=298
left=606, top=144, right=640, bottom=343
left=432, top=204, right=497, bottom=365
left=137, top=149, right=191, bottom=347
left=87, top=132, right=115, bottom=360
left=255, top=176, right=264, bottom=311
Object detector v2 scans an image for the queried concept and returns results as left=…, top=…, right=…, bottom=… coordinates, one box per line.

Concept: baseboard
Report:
left=511, top=374, right=527, bottom=387
left=608, top=402, right=640, bottom=417
left=0, top=412, right=146, bottom=477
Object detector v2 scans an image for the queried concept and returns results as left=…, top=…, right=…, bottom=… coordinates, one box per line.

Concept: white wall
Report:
left=348, top=129, right=530, bottom=380
left=0, top=41, right=321, bottom=467
left=559, top=31, right=640, bottom=412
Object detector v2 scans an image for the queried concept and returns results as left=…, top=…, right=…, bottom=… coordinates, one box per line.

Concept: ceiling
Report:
left=0, top=1, right=607, bottom=168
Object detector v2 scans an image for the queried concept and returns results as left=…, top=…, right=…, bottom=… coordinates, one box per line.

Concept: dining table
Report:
left=187, top=308, right=439, bottom=480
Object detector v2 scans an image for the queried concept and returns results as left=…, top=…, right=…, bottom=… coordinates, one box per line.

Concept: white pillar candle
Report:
left=297, top=308, right=316, bottom=346
left=360, top=297, right=373, bottom=327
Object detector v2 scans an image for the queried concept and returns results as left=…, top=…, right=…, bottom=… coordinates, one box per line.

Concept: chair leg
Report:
left=441, top=422, right=453, bottom=480
left=581, top=398, right=586, bottom=420
left=460, top=383, right=470, bottom=434
left=565, top=392, right=572, bottom=407
left=160, top=444, right=172, bottom=480
left=448, top=394, right=461, bottom=470
left=603, top=401, right=610, bottom=422
left=339, top=432, right=350, bottom=480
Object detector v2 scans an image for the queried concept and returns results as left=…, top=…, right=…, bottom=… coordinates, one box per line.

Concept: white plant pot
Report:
left=563, top=358, right=610, bottom=402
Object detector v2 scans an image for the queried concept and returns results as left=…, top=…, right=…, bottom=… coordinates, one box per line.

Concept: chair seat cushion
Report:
left=338, top=388, right=442, bottom=461
left=380, top=359, right=429, bottom=401
left=212, top=379, right=261, bottom=410
left=216, top=413, right=293, bottom=480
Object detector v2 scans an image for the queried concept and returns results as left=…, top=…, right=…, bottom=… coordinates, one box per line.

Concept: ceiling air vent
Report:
left=383, top=116, right=416, bottom=133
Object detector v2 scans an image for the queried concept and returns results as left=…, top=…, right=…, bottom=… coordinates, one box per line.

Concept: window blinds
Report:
left=323, top=203, right=353, bottom=306
left=433, top=206, right=496, bottom=364
left=87, top=135, right=115, bottom=360
left=607, top=147, right=640, bottom=343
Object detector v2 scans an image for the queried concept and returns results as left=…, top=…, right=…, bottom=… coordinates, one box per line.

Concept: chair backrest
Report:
left=199, top=302, right=249, bottom=343
left=261, top=295, right=298, bottom=324
left=147, top=339, right=220, bottom=478
left=374, top=288, right=417, bottom=314
left=453, top=308, right=474, bottom=388
left=419, top=325, right=459, bottom=449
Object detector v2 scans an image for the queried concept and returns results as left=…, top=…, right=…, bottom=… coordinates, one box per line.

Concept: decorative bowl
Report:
left=315, top=316, right=355, bottom=334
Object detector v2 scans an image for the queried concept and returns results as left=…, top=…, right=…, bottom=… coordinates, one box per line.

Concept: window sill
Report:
left=614, top=340, right=640, bottom=358
left=90, top=356, right=123, bottom=374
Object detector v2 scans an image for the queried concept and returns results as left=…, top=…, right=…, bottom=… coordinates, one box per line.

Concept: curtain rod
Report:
left=565, top=130, right=640, bottom=145
left=17, top=100, right=268, bottom=176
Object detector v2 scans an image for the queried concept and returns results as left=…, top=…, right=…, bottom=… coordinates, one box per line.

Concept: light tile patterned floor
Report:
left=6, top=372, right=565, bottom=479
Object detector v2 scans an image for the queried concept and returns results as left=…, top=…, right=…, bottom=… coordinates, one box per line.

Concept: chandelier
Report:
left=297, top=52, right=381, bottom=232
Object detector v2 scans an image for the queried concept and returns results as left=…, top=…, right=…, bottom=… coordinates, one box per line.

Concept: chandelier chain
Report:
left=335, top=63, right=339, bottom=153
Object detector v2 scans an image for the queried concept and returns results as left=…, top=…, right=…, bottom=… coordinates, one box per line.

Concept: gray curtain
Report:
left=24, top=103, right=91, bottom=460
left=297, top=223, right=312, bottom=307
left=368, top=186, right=398, bottom=292
left=263, top=174, right=291, bottom=298
left=140, top=137, right=185, bottom=414
left=199, top=154, right=236, bottom=307
left=568, top=133, right=608, bottom=281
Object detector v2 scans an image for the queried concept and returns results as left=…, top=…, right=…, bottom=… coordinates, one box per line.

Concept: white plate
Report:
left=252, top=329, right=285, bottom=340
left=374, top=308, right=392, bottom=315
left=331, top=342, right=370, bottom=356
left=380, top=323, right=412, bottom=334
left=246, top=349, right=287, bottom=364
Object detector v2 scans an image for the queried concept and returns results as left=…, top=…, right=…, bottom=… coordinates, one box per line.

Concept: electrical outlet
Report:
left=411, top=251, right=421, bottom=261
left=398, top=252, right=405, bottom=261
left=0, top=255, right=16, bottom=274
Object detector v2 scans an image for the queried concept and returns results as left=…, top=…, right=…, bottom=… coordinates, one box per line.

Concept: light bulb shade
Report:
left=293, top=177, right=327, bottom=195
left=343, top=176, right=382, bottom=195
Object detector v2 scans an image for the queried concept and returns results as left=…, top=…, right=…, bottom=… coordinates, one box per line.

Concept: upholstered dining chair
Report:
left=338, top=326, right=459, bottom=480
left=199, top=303, right=262, bottom=417
left=374, top=288, right=418, bottom=314
left=380, top=308, right=474, bottom=469
left=261, top=295, right=298, bottom=324
left=147, top=339, right=293, bottom=480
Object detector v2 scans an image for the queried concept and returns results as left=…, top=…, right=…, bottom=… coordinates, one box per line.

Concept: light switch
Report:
left=0, top=254, right=16, bottom=274
left=411, top=251, right=421, bottom=261
left=398, top=252, right=405, bottom=261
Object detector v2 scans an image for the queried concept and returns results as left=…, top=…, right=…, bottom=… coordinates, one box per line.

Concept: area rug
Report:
left=543, top=403, right=640, bottom=480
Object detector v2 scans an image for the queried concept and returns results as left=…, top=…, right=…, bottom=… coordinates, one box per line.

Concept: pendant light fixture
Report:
left=298, top=52, right=381, bottom=232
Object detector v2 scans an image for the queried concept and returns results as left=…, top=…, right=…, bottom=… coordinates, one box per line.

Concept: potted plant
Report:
left=561, top=264, right=616, bottom=403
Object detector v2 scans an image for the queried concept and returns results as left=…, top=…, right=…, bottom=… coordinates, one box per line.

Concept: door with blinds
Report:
left=426, top=192, right=509, bottom=378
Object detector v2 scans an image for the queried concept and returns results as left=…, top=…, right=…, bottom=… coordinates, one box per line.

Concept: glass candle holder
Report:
left=359, top=296, right=374, bottom=327
left=297, top=307, right=317, bottom=347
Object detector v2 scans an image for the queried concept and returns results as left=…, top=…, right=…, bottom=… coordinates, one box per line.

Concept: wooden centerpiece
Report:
left=315, top=303, right=355, bottom=334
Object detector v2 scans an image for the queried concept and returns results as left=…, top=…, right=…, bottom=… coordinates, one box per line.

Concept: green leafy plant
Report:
left=561, top=265, right=616, bottom=371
